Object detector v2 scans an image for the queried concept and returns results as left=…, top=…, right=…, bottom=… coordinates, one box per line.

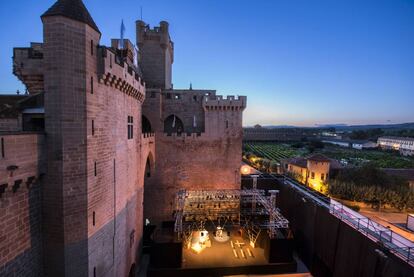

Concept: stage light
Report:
left=241, top=165, right=251, bottom=175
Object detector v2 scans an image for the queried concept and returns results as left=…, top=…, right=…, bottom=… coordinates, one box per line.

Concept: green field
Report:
left=315, top=146, right=414, bottom=168
left=243, top=142, right=414, bottom=168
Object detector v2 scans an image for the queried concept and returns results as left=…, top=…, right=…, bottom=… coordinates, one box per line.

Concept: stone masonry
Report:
left=0, top=0, right=245, bottom=276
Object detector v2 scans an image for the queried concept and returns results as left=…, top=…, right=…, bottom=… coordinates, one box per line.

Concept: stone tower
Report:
left=39, top=0, right=150, bottom=276
left=41, top=0, right=101, bottom=275
left=136, top=20, right=174, bottom=89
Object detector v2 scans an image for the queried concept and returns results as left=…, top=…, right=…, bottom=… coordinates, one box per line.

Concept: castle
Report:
left=0, top=0, right=246, bottom=276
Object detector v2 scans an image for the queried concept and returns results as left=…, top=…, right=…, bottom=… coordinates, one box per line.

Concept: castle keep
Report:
left=0, top=0, right=246, bottom=276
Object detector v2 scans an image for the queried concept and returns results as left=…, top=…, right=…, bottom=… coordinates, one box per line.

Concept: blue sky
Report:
left=0, top=0, right=413, bottom=126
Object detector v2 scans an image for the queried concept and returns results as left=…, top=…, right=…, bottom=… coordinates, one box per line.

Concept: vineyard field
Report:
left=244, top=142, right=414, bottom=168
left=243, top=142, right=305, bottom=162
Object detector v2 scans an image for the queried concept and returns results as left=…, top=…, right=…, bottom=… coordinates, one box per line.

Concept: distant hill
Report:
left=244, top=122, right=414, bottom=130
left=333, top=122, right=414, bottom=131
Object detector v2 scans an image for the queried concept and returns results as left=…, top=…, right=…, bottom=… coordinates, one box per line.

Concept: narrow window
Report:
left=226, top=120, right=229, bottom=129
left=321, top=173, right=325, bottom=181
left=113, top=159, right=116, bottom=182
left=92, top=120, right=95, bottom=136
left=90, top=76, right=94, bottom=94
left=311, top=172, right=315, bottom=179
left=1, top=138, right=4, bottom=158
left=91, top=40, right=94, bottom=56
left=110, top=54, right=112, bottom=68
left=128, top=116, right=134, bottom=139
left=131, top=116, right=133, bottom=139
left=94, top=161, right=97, bottom=176
left=193, top=95, right=197, bottom=101
left=94, top=267, right=96, bottom=277
left=128, top=116, right=130, bottom=139
left=93, top=211, right=96, bottom=226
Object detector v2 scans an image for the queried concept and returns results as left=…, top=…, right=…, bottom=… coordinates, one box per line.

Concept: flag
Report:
left=134, top=46, right=139, bottom=67
left=119, top=20, right=126, bottom=49
left=193, top=115, right=197, bottom=128
left=172, top=115, right=176, bottom=128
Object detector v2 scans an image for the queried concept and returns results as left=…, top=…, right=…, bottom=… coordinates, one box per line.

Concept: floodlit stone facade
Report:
left=378, top=136, right=414, bottom=156
left=0, top=0, right=245, bottom=276
left=281, top=154, right=332, bottom=192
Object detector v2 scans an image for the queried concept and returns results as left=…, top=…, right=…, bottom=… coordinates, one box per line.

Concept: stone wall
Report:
left=142, top=91, right=246, bottom=224
left=86, top=72, right=149, bottom=277
left=144, top=132, right=243, bottom=224
left=0, top=133, right=45, bottom=276
left=161, top=90, right=216, bottom=133
left=0, top=117, right=22, bottom=132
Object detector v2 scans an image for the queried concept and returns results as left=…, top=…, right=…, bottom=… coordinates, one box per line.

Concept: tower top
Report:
left=41, top=0, right=100, bottom=33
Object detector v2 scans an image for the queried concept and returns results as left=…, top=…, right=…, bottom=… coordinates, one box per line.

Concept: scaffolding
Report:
left=174, top=188, right=289, bottom=241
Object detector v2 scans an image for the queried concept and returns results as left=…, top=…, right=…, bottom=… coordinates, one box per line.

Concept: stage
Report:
left=183, top=232, right=267, bottom=268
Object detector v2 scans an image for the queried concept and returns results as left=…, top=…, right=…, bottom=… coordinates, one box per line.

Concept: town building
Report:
left=378, top=136, right=414, bottom=156
left=281, top=154, right=342, bottom=192
left=321, top=138, right=377, bottom=150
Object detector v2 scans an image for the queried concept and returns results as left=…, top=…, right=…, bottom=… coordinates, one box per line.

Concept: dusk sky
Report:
left=0, top=0, right=413, bottom=127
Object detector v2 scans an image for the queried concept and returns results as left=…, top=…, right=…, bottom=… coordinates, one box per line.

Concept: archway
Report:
left=142, top=115, right=152, bottom=133
left=163, top=114, right=184, bottom=134
left=143, top=152, right=155, bottom=246
left=128, top=263, right=136, bottom=277
left=145, top=155, right=152, bottom=178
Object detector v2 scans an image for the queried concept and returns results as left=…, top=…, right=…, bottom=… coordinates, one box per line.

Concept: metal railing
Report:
left=278, top=175, right=414, bottom=266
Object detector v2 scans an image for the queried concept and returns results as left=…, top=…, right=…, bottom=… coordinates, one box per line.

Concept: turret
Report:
left=40, top=0, right=101, bottom=275
left=136, top=20, right=174, bottom=89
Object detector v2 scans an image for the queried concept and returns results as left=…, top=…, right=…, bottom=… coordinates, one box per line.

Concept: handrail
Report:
left=272, top=174, right=414, bottom=266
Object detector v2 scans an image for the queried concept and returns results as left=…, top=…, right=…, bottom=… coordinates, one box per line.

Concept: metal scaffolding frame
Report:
left=174, top=188, right=289, bottom=240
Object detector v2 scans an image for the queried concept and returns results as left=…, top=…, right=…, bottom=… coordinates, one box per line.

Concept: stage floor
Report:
left=183, top=233, right=268, bottom=268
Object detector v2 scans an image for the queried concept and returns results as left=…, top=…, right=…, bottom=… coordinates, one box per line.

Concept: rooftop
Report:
left=307, top=154, right=331, bottom=162
left=41, top=0, right=100, bottom=33
left=378, top=136, right=414, bottom=142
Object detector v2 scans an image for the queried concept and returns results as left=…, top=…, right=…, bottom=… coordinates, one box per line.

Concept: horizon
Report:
left=244, top=121, right=414, bottom=128
left=0, top=0, right=413, bottom=127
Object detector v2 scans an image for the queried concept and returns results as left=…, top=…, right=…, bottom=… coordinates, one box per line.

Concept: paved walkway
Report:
left=359, top=209, right=414, bottom=242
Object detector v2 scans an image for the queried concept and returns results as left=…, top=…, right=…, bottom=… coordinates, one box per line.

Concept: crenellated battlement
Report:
left=13, top=43, right=44, bottom=94
left=136, top=20, right=173, bottom=51
left=97, top=46, right=146, bottom=102
left=203, top=95, right=247, bottom=111
left=163, top=132, right=205, bottom=139
left=136, top=20, right=174, bottom=89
